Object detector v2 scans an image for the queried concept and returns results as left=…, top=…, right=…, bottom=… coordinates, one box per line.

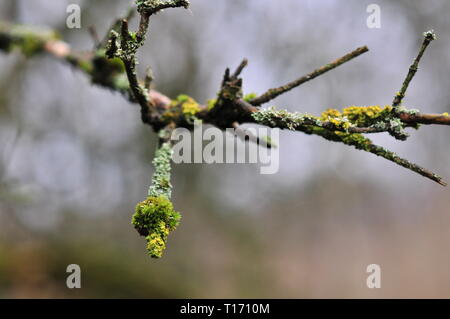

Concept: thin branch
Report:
left=324, top=123, right=385, bottom=134
left=136, top=13, right=150, bottom=43
left=231, top=58, right=248, bottom=79
left=105, top=1, right=191, bottom=123
left=137, top=0, right=190, bottom=16
left=235, top=99, right=259, bottom=114
left=232, top=121, right=274, bottom=149
left=145, top=66, right=154, bottom=91
left=135, top=0, right=189, bottom=43
left=399, top=111, right=450, bottom=126
left=88, top=26, right=100, bottom=48
left=250, top=107, right=446, bottom=186
left=98, top=8, right=135, bottom=49
left=318, top=122, right=447, bottom=186
left=119, top=19, right=150, bottom=111
left=249, top=46, right=369, bottom=106
left=366, top=143, right=447, bottom=186
left=392, top=30, right=437, bottom=110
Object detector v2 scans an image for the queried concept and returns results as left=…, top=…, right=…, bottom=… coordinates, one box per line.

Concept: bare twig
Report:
left=119, top=19, right=150, bottom=111
left=249, top=46, right=369, bottom=106
left=98, top=7, right=135, bottom=49
left=392, top=30, right=437, bottom=110
left=88, top=26, right=101, bottom=48
left=232, top=122, right=275, bottom=149
left=399, top=111, right=450, bottom=126
left=366, top=143, right=447, bottom=186
left=145, top=66, right=154, bottom=91
left=231, top=58, right=248, bottom=79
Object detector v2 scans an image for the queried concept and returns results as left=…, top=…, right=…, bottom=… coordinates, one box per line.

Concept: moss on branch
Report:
left=0, top=22, right=60, bottom=56
left=252, top=106, right=446, bottom=186
left=132, top=195, right=181, bottom=258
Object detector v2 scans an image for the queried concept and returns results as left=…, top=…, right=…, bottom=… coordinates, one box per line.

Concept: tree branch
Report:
left=249, top=46, right=369, bottom=106
left=0, top=8, right=448, bottom=189
left=392, top=30, right=437, bottom=110
left=400, top=111, right=450, bottom=126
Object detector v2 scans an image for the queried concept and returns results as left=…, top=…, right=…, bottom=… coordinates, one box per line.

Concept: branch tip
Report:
left=232, top=58, right=249, bottom=79
left=392, top=30, right=437, bottom=109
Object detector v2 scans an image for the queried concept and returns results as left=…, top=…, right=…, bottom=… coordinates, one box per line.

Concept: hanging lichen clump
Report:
left=131, top=142, right=181, bottom=258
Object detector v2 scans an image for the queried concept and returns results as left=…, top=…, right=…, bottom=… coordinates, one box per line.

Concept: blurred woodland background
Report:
left=1, top=0, right=450, bottom=298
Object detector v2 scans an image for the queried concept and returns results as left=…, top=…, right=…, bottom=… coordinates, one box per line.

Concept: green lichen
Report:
left=182, top=103, right=200, bottom=117
left=137, top=0, right=190, bottom=16
left=388, top=117, right=409, bottom=140
left=18, top=34, right=43, bottom=56
left=252, top=105, right=438, bottom=183
left=253, top=105, right=397, bottom=133
left=97, top=49, right=126, bottom=72
left=318, top=105, right=411, bottom=140
left=0, top=23, right=60, bottom=57
left=207, top=98, right=217, bottom=111
left=253, top=106, right=404, bottom=153
left=180, top=95, right=201, bottom=116
left=166, top=94, right=201, bottom=123
left=397, top=106, right=420, bottom=115
left=105, top=29, right=141, bottom=62
left=252, top=107, right=319, bottom=130
left=243, top=92, right=258, bottom=102
left=132, top=195, right=181, bottom=258
left=68, top=48, right=129, bottom=94
left=335, top=131, right=372, bottom=151
left=91, top=52, right=127, bottom=88
left=112, top=74, right=131, bottom=92
left=78, top=60, right=94, bottom=74
left=261, top=135, right=277, bottom=148
left=148, top=142, right=173, bottom=198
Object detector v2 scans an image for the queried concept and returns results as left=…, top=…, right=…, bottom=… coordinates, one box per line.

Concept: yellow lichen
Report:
left=132, top=195, right=181, bottom=258
left=317, top=105, right=393, bottom=130
left=342, top=105, right=392, bottom=127
left=243, top=92, right=258, bottom=102
left=182, top=100, right=201, bottom=116
left=146, top=233, right=166, bottom=258
left=171, top=94, right=201, bottom=117
left=320, top=108, right=342, bottom=119
left=207, top=99, right=217, bottom=111
left=320, top=108, right=351, bottom=130
left=161, top=111, right=180, bottom=124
